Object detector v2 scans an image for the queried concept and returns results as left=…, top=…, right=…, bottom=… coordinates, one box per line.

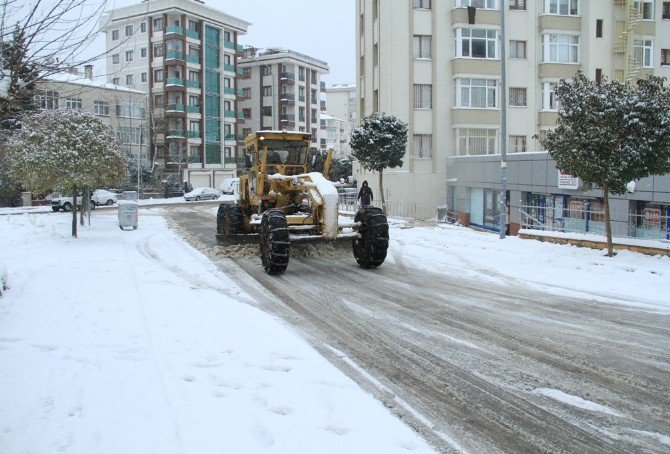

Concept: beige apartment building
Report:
left=36, top=68, right=147, bottom=163
left=237, top=48, right=329, bottom=150
left=325, top=83, right=359, bottom=126
left=100, top=0, right=250, bottom=189
left=357, top=0, right=670, bottom=223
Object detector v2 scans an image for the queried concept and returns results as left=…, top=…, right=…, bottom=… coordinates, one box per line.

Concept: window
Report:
left=141, top=72, right=147, bottom=83
left=456, top=128, right=497, bottom=156
left=633, top=39, right=653, bottom=67
left=94, top=101, right=109, bottom=116
left=261, top=65, right=272, bottom=76
left=455, top=78, right=498, bottom=108
left=509, top=135, right=527, bottom=153
left=262, top=106, right=272, bottom=116
left=664, top=2, right=670, bottom=19
left=373, top=43, right=379, bottom=66
left=141, top=48, right=147, bottom=58
left=116, top=127, right=143, bottom=145
left=595, top=68, right=602, bottom=83
left=634, top=0, right=654, bottom=20
left=112, top=77, right=120, bottom=85
left=125, top=50, right=133, bottom=62
left=542, top=34, right=579, bottom=63
left=542, top=82, right=560, bottom=110
left=456, top=0, right=499, bottom=9
left=311, top=108, right=317, bottom=123
left=188, top=20, right=199, bottom=32
left=154, top=94, right=163, bottom=107
left=509, top=0, right=526, bottom=10
left=125, top=25, right=133, bottom=36
left=116, top=102, right=144, bottom=118
left=311, top=89, right=317, bottom=104
left=545, top=0, right=578, bottom=15
left=596, top=19, right=603, bottom=38
left=509, top=40, right=526, bottom=58
left=140, top=22, right=146, bottom=33
left=509, top=87, right=527, bottom=107
left=112, top=54, right=119, bottom=64
left=413, top=0, right=430, bottom=8
left=311, top=128, right=317, bottom=141
left=413, top=84, right=432, bottom=109
left=189, top=71, right=200, bottom=82
left=189, top=121, right=200, bottom=132
left=455, top=28, right=498, bottom=59
left=154, top=69, right=163, bottom=82
left=311, top=71, right=317, bottom=84
left=299, top=106, right=305, bottom=121
left=126, top=74, right=134, bottom=85
left=413, top=35, right=432, bottom=59
left=35, top=90, right=59, bottom=109
left=299, top=66, right=305, bottom=81
left=413, top=134, right=432, bottom=158
left=153, top=18, right=163, bottom=31
left=156, top=145, right=165, bottom=158
left=373, top=0, right=378, bottom=19
left=111, top=30, right=119, bottom=40
left=153, top=44, right=164, bottom=57
left=662, top=49, right=670, bottom=66
left=262, top=85, right=272, bottom=96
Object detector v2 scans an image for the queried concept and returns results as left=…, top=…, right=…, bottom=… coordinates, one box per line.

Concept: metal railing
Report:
left=520, top=203, right=605, bottom=235
left=337, top=193, right=417, bottom=220
left=628, top=211, right=670, bottom=240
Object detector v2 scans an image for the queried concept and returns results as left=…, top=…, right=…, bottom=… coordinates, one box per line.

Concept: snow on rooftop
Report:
left=44, top=72, right=145, bottom=94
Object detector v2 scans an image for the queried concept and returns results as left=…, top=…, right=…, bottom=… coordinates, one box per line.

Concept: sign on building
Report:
left=558, top=171, right=580, bottom=190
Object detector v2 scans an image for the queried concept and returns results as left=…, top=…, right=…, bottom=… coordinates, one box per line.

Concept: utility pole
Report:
left=498, top=2, right=508, bottom=240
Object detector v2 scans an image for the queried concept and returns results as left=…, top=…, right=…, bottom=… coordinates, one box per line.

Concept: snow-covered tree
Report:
left=350, top=113, right=407, bottom=214
left=539, top=72, right=670, bottom=256
left=329, top=155, right=354, bottom=182
left=8, top=109, right=127, bottom=237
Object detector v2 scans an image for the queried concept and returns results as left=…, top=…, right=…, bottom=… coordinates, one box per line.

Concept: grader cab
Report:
left=216, top=130, right=389, bottom=275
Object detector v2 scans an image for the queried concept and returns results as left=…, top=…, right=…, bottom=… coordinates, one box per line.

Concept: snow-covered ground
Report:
left=0, top=204, right=668, bottom=453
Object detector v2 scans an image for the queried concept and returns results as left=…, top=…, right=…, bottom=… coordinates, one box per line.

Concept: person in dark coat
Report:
left=357, top=180, right=373, bottom=207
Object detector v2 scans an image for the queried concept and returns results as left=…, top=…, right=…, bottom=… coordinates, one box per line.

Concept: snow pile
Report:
left=0, top=212, right=434, bottom=453
left=307, top=172, right=339, bottom=239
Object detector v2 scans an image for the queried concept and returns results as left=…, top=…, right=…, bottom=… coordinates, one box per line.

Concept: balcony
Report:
left=224, top=156, right=239, bottom=165
left=186, top=54, right=200, bottom=64
left=186, top=105, right=200, bottom=113
left=186, top=80, right=200, bottom=89
left=165, top=25, right=183, bottom=35
left=224, top=110, right=236, bottom=118
left=320, top=81, right=326, bottom=90
left=188, top=130, right=201, bottom=139
left=280, top=114, right=295, bottom=126
left=187, top=155, right=201, bottom=163
left=223, top=40, right=236, bottom=50
left=281, top=72, right=296, bottom=83
left=280, top=93, right=295, bottom=104
left=299, top=74, right=305, bottom=82
left=166, top=103, right=185, bottom=112
left=223, top=86, right=236, bottom=95
left=239, top=68, right=251, bottom=79
left=166, top=77, right=185, bottom=87
left=223, top=63, right=236, bottom=73
left=185, top=29, right=199, bottom=40
left=166, top=129, right=186, bottom=138
left=224, top=134, right=237, bottom=141
left=165, top=51, right=184, bottom=61
left=299, top=95, right=305, bottom=102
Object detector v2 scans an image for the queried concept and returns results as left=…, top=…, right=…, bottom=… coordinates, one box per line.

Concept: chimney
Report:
left=84, top=65, right=93, bottom=80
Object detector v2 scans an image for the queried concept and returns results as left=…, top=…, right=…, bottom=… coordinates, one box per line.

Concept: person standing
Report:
left=357, top=180, right=373, bottom=208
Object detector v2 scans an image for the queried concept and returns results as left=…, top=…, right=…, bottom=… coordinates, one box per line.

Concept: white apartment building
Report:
left=237, top=48, right=329, bottom=149
left=320, top=113, right=353, bottom=156
left=100, top=0, right=250, bottom=189
left=36, top=67, right=146, bottom=164
left=357, top=0, right=670, bottom=222
left=325, top=84, right=358, bottom=125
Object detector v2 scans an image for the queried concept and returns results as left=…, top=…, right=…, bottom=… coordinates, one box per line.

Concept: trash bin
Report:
left=118, top=200, right=138, bottom=230
left=122, top=190, right=138, bottom=202
left=437, top=205, right=449, bottom=223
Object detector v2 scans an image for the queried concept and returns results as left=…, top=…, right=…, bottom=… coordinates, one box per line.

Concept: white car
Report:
left=220, top=178, right=239, bottom=195
left=92, top=189, right=118, bottom=206
left=184, top=187, right=220, bottom=201
left=51, top=194, right=95, bottom=212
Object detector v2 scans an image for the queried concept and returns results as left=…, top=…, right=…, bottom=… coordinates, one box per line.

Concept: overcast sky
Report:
left=88, top=0, right=356, bottom=86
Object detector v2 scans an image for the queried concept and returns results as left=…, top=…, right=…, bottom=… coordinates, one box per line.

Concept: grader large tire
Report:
left=217, top=204, right=245, bottom=235
left=259, top=209, right=290, bottom=275
left=353, top=206, right=389, bottom=269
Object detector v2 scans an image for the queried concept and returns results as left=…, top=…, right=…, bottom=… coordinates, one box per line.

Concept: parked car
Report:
left=184, top=187, right=220, bottom=201
left=92, top=189, right=118, bottom=206
left=220, top=178, right=240, bottom=195
left=51, top=194, right=95, bottom=212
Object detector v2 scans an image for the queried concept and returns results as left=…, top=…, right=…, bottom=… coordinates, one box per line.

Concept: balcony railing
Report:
left=187, top=155, right=201, bottom=163
left=186, top=105, right=200, bottom=113
left=188, top=130, right=201, bottom=139
left=165, top=25, right=183, bottom=35
left=185, top=29, right=199, bottom=40
left=223, top=64, right=236, bottom=73
left=166, top=103, right=185, bottom=112
left=165, top=51, right=184, bottom=60
left=166, top=77, right=185, bottom=86
left=236, top=67, right=245, bottom=75
left=224, top=134, right=237, bottom=141
left=186, top=80, right=200, bottom=89
left=299, top=95, right=306, bottom=102
left=281, top=72, right=296, bottom=81
left=186, top=54, right=200, bottom=64
left=166, top=130, right=186, bottom=138
left=224, top=110, right=236, bottom=118
left=280, top=114, right=295, bottom=122
left=223, top=40, right=236, bottom=50
left=223, top=86, right=236, bottom=95
left=280, top=93, right=295, bottom=101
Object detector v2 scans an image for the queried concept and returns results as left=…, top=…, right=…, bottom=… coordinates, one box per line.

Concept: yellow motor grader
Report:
left=216, top=130, right=389, bottom=275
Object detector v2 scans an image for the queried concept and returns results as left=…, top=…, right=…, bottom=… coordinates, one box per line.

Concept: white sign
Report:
left=558, top=171, right=580, bottom=190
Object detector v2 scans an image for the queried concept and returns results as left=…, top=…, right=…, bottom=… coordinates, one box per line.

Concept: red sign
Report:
left=644, top=208, right=661, bottom=224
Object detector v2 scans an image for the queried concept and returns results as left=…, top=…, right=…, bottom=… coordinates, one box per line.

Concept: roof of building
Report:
left=43, top=72, right=145, bottom=94
left=240, top=48, right=329, bottom=72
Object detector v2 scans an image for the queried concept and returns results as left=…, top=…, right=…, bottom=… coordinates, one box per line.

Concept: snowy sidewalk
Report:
left=0, top=212, right=434, bottom=453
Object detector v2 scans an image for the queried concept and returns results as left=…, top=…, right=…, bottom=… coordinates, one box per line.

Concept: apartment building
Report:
left=325, top=84, right=359, bottom=125
left=100, top=0, right=250, bottom=189
left=357, top=0, right=670, bottom=236
left=320, top=113, right=354, bottom=157
left=237, top=48, right=329, bottom=149
left=36, top=67, right=146, bottom=163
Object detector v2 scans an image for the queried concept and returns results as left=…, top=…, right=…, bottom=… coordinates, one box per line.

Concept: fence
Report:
left=520, top=203, right=670, bottom=240
left=337, top=193, right=417, bottom=220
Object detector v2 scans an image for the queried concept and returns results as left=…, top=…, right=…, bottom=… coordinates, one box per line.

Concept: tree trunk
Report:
left=79, top=188, right=85, bottom=226
left=378, top=170, right=386, bottom=215
left=603, top=183, right=613, bottom=257
left=71, top=190, right=78, bottom=238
